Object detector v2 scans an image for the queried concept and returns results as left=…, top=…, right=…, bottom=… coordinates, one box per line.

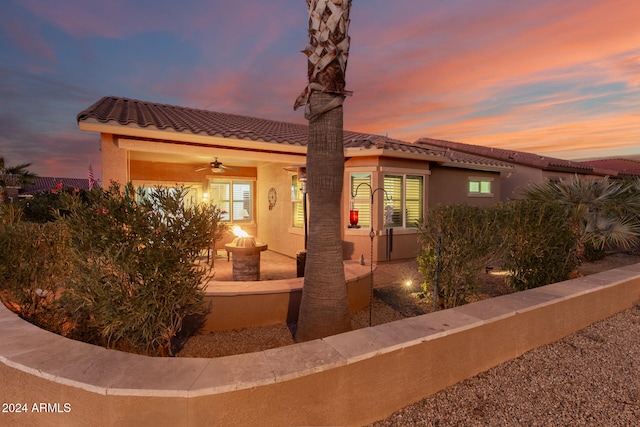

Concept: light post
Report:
left=351, top=183, right=392, bottom=326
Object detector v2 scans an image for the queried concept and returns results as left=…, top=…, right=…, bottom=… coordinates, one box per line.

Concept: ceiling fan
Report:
left=196, top=157, right=239, bottom=174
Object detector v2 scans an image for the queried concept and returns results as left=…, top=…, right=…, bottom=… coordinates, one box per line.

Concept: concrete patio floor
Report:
left=207, top=249, right=424, bottom=288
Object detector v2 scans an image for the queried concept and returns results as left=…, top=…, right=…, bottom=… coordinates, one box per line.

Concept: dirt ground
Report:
left=176, top=252, right=640, bottom=358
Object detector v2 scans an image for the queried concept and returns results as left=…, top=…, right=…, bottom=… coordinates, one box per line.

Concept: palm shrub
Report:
left=417, top=204, right=504, bottom=309
left=522, top=176, right=640, bottom=261
left=58, top=182, right=225, bottom=356
left=500, top=200, right=578, bottom=291
left=0, top=220, right=70, bottom=323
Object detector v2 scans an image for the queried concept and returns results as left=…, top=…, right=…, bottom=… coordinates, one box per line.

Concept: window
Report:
left=350, top=173, right=371, bottom=228
left=383, top=174, right=424, bottom=228
left=209, top=179, right=253, bottom=222
left=291, top=175, right=305, bottom=228
left=468, top=177, right=493, bottom=197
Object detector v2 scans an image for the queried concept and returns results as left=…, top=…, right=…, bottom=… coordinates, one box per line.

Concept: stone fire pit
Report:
left=224, top=235, right=268, bottom=281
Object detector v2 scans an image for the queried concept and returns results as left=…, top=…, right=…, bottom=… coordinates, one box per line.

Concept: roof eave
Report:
left=345, top=147, right=444, bottom=162
left=438, top=161, right=514, bottom=173
left=78, top=120, right=308, bottom=155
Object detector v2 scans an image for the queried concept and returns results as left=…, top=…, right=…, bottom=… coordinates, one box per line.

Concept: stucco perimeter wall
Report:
left=202, top=261, right=372, bottom=331
left=1, top=265, right=639, bottom=427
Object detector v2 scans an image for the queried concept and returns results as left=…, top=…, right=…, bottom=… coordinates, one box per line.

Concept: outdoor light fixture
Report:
left=349, top=209, right=359, bottom=227
left=351, top=182, right=393, bottom=326
left=349, top=200, right=360, bottom=228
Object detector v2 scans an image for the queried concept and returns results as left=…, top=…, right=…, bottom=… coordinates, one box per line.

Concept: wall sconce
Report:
left=203, top=192, right=210, bottom=202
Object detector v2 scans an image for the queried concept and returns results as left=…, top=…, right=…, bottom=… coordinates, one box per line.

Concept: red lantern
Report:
left=349, top=209, right=359, bottom=227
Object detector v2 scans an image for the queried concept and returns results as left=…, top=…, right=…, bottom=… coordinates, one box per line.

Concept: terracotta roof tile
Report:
left=78, top=97, right=518, bottom=171
left=78, top=96, right=311, bottom=146
left=79, top=97, right=449, bottom=158
left=417, top=143, right=514, bottom=171
left=20, top=177, right=92, bottom=195
left=416, top=137, right=618, bottom=176
left=579, top=158, right=640, bottom=177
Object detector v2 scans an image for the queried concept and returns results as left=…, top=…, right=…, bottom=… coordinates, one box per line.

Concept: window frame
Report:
left=468, top=176, right=494, bottom=197
left=208, top=178, right=255, bottom=223
left=291, top=175, right=305, bottom=228
left=350, top=172, right=372, bottom=228
left=382, top=173, right=425, bottom=229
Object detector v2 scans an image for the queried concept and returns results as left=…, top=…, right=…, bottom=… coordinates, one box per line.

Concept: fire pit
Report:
left=224, top=227, right=268, bottom=281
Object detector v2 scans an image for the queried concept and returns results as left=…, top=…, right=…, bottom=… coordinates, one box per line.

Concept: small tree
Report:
left=58, top=182, right=225, bottom=355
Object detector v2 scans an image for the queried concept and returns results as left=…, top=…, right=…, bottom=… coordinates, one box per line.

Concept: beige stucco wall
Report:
left=201, top=261, right=371, bottom=331
left=101, top=133, right=522, bottom=262
left=100, top=134, right=127, bottom=185
left=429, top=166, right=502, bottom=207
left=343, top=156, right=430, bottom=262
left=256, top=162, right=306, bottom=258
left=2, top=264, right=639, bottom=426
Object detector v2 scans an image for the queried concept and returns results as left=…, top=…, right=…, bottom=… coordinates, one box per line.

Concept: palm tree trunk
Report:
left=294, top=0, right=353, bottom=341
left=296, top=91, right=351, bottom=341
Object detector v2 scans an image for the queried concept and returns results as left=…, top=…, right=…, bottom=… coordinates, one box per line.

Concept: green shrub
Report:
left=500, top=200, right=578, bottom=291
left=58, top=182, right=225, bottom=356
left=18, top=184, right=85, bottom=223
left=0, top=203, right=24, bottom=225
left=417, top=200, right=579, bottom=309
left=522, top=176, right=640, bottom=259
left=417, top=204, right=503, bottom=309
left=0, top=221, right=70, bottom=323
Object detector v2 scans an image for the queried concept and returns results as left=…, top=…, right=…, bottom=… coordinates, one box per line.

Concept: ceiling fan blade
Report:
left=195, top=166, right=208, bottom=172
left=221, top=164, right=240, bottom=171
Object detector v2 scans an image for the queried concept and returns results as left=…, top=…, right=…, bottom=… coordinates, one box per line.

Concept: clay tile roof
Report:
left=20, top=177, right=91, bottom=195
left=415, top=142, right=514, bottom=171
left=79, top=96, right=310, bottom=147
left=343, top=134, right=443, bottom=157
left=579, top=158, right=640, bottom=177
left=78, top=96, right=447, bottom=158
left=416, top=137, right=615, bottom=176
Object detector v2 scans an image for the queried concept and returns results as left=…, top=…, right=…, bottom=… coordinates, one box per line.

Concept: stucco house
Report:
left=77, top=96, right=513, bottom=262
left=416, top=138, right=632, bottom=201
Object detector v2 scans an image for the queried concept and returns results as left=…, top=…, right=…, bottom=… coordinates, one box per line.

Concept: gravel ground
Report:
left=368, top=301, right=640, bottom=426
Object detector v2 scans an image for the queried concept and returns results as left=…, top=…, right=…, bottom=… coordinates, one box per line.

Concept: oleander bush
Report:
left=57, top=182, right=226, bottom=356
left=17, top=183, right=85, bottom=223
left=0, top=182, right=226, bottom=356
left=0, top=220, right=71, bottom=324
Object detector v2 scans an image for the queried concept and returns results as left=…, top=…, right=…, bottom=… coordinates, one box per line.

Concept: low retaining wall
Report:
left=1, top=264, right=639, bottom=426
left=202, top=260, right=371, bottom=331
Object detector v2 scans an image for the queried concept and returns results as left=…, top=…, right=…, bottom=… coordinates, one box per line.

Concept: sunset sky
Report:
left=1, top=0, right=639, bottom=179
